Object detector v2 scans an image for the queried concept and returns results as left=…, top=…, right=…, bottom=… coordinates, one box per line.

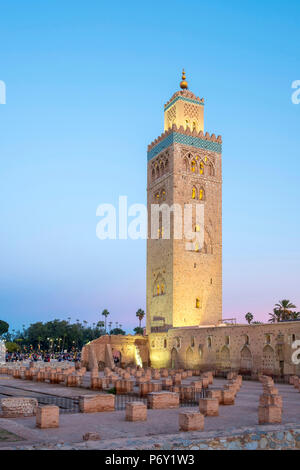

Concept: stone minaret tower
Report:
left=146, top=71, right=222, bottom=334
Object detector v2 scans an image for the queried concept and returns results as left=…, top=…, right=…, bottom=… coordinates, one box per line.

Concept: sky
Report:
left=0, top=0, right=300, bottom=332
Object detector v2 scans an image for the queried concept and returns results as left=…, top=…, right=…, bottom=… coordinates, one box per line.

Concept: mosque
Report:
left=82, top=72, right=300, bottom=379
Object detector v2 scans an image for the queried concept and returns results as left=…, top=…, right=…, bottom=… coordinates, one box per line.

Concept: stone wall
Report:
left=149, top=321, right=300, bottom=376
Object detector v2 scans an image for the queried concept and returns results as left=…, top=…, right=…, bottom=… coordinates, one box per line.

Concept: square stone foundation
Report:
left=258, top=405, right=282, bottom=424
left=179, top=411, right=204, bottom=432
left=199, top=398, right=219, bottom=416
left=147, top=392, right=179, bottom=409
left=79, top=394, right=115, bottom=413
left=36, top=405, right=59, bottom=429
left=125, top=402, right=147, bottom=421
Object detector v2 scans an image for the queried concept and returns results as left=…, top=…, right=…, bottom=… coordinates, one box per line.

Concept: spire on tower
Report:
left=180, top=69, right=188, bottom=89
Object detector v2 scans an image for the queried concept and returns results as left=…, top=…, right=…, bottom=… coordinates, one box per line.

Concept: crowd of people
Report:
left=5, top=351, right=81, bottom=363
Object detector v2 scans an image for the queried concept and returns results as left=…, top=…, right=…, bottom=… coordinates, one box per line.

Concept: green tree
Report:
left=101, top=309, right=110, bottom=333
left=275, top=300, right=297, bottom=321
left=136, top=309, right=145, bottom=328
left=0, top=320, right=9, bottom=337
left=110, top=327, right=125, bottom=335
left=269, top=300, right=298, bottom=323
left=5, top=341, right=20, bottom=353
left=268, top=308, right=281, bottom=323
left=133, top=326, right=144, bottom=335
left=245, top=312, right=254, bottom=324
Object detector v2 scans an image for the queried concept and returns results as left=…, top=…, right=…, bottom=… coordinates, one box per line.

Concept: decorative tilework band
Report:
left=147, top=132, right=222, bottom=161
left=164, top=96, right=204, bottom=112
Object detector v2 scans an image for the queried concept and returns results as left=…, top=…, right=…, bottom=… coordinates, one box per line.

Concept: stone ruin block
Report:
left=293, top=377, right=299, bottom=389
left=1, top=397, right=38, bottom=418
left=160, top=369, right=169, bottom=378
left=258, top=405, right=282, bottom=424
left=152, top=382, right=162, bottom=392
left=227, top=372, right=236, bottom=380
left=181, top=386, right=193, bottom=400
left=221, top=390, right=235, bottom=405
left=91, top=377, right=102, bottom=390
left=173, top=373, right=182, bottom=386
left=199, top=398, right=219, bottom=417
left=147, top=392, right=179, bottom=409
left=263, top=385, right=278, bottom=396
left=259, top=394, right=282, bottom=408
left=125, top=401, right=147, bottom=421
left=152, top=370, right=161, bottom=380
left=83, top=432, right=101, bottom=441
left=36, top=405, right=59, bottom=429
left=201, top=377, right=209, bottom=389
left=207, top=389, right=222, bottom=403
left=162, top=378, right=173, bottom=390
left=101, top=377, right=110, bottom=388
left=202, top=371, right=213, bottom=385
left=179, top=411, right=204, bottom=432
left=139, top=382, right=152, bottom=397
left=289, top=375, right=298, bottom=385
left=191, top=381, right=202, bottom=392
left=135, top=376, right=148, bottom=386
left=171, top=385, right=181, bottom=394
left=79, top=394, right=115, bottom=413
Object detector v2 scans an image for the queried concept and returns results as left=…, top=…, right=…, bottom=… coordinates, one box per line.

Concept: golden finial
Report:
left=180, top=68, right=188, bottom=89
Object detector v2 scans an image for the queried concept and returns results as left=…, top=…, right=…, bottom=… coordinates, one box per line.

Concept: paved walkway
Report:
left=0, top=378, right=299, bottom=449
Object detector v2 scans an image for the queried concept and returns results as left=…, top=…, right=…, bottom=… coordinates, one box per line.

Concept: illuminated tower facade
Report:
left=146, top=71, right=222, bottom=333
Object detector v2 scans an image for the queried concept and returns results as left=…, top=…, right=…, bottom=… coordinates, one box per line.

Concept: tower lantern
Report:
left=163, top=69, right=205, bottom=133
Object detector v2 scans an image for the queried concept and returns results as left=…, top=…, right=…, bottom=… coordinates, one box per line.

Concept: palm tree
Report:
left=245, top=312, right=254, bottom=325
left=274, top=300, right=297, bottom=321
left=291, top=311, right=300, bottom=320
left=136, top=309, right=145, bottom=328
left=268, top=308, right=281, bottom=323
left=101, top=309, right=110, bottom=333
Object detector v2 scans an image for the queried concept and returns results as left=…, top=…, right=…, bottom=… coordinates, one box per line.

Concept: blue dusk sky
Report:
left=0, top=0, right=299, bottom=332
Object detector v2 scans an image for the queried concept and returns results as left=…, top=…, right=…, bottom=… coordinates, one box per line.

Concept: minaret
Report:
left=146, top=71, right=222, bottom=335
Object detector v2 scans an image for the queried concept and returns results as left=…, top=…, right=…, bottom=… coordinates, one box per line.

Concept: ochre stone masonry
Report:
left=81, top=75, right=300, bottom=378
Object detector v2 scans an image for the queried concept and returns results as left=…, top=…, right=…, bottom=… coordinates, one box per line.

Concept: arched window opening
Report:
left=199, top=162, right=204, bottom=175
left=209, top=163, right=215, bottom=176
left=192, top=187, right=196, bottom=199
left=196, top=298, right=200, bottom=308
left=191, top=160, right=196, bottom=172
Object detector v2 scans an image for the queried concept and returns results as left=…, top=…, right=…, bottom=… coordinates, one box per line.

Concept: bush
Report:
left=5, top=342, right=20, bottom=353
